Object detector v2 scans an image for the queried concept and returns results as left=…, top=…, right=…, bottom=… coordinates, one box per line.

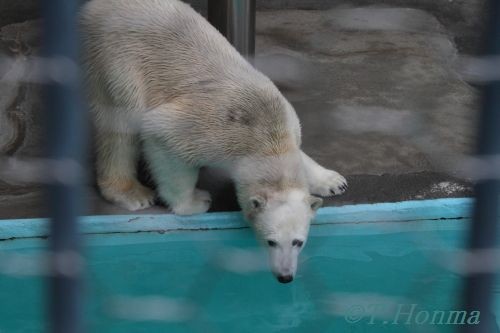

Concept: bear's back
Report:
left=80, top=0, right=300, bottom=165
left=80, top=0, right=259, bottom=106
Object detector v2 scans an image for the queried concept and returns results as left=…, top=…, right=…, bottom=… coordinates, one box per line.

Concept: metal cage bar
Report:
left=43, top=0, right=86, bottom=332
left=208, top=0, right=256, bottom=59
left=461, top=0, right=500, bottom=332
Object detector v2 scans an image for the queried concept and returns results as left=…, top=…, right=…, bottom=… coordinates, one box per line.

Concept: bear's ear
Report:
left=308, top=196, right=323, bottom=211
left=249, top=195, right=266, bottom=212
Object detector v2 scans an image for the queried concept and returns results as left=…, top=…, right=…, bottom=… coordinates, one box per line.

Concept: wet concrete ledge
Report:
left=0, top=171, right=473, bottom=220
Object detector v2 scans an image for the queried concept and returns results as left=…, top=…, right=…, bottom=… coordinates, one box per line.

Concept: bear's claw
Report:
left=310, top=169, right=348, bottom=197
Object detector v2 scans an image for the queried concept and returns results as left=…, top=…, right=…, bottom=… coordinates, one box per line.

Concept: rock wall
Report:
left=255, top=0, right=490, bottom=55
left=0, top=0, right=38, bottom=27
left=0, top=20, right=43, bottom=159
left=0, top=0, right=490, bottom=160
left=0, top=0, right=487, bottom=217
left=0, top=0, right=489, bottom=163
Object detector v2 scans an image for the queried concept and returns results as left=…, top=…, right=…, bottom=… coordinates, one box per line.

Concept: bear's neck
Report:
left=232, top=150, right=308, bottom=205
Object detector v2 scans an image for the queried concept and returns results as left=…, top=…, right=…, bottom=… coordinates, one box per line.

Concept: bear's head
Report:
left=244, top=189, right=322, bottom=283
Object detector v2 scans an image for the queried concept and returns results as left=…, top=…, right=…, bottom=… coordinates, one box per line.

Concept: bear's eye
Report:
left=267, top=240, right=277, bottom=247
left=292, top=239, right=304, bottom=247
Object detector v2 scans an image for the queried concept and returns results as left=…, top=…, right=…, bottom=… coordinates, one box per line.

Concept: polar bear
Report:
left=79, top=0, right=347, bottom=283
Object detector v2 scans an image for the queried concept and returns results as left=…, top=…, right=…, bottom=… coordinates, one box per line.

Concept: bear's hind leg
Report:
left=301, top=151, right=348, bottom=197
left=143, top=138, right=211, bottom=215
left=95, top=113, right=155, bottom=211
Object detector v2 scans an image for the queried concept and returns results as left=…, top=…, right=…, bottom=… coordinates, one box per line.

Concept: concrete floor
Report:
left=0, top=7, right=477, bottom=219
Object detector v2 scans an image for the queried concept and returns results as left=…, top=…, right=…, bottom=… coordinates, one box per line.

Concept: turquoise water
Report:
left=0, top=218, right=497, bottom=333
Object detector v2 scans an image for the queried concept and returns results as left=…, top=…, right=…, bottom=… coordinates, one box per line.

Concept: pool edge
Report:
left=0, top=198, right=474, bottom=240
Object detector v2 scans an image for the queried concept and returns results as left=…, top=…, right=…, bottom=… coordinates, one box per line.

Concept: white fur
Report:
left=253, top=189, right=313, bottom=278
left=301, top=152, right=347, bottom=196
left=80, top=0, right=347, bottom=282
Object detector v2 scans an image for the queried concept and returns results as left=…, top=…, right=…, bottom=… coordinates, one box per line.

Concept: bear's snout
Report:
left=277, top=274, right=294, bottom=284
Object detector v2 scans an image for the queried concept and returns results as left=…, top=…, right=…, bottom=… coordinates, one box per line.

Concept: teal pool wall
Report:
left=0, top=198, right=475, bottom=240
left=1, top=198, right=498, bottom=333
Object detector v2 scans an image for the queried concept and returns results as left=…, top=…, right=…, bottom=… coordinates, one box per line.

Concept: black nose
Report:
left=277, top=275, right=293, bottom=284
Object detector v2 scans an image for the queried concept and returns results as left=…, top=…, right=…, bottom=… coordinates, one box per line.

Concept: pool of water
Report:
left=0, top=199, right=498, bottom=333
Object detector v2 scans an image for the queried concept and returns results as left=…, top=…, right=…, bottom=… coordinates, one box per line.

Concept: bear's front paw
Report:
left=171, top=189, right=212, bottom=215
left=99, top=178, right=155, bottom=211
left=309, top=169, right=348, bottom=197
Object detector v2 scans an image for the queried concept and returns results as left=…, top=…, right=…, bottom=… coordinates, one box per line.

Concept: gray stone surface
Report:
left=0, top=0, right=38, bottom=27
left=0, top=0, right=489, bottom=54
left=0, top=20, right=43, bottom=159
left=260, top=0, right=490, bottom=55
left=0, top=7, right=478, bottom=219
left=188, top=0, right=489, bottom=54
left=255, top=8, right=479, bottom=175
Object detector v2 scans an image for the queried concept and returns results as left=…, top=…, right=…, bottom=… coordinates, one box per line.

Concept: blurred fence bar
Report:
left=461, top=0, right=500, bottom=332
left=208, top=0, right=256, bottom=59
left=43, top=1, right=85, bottom=333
